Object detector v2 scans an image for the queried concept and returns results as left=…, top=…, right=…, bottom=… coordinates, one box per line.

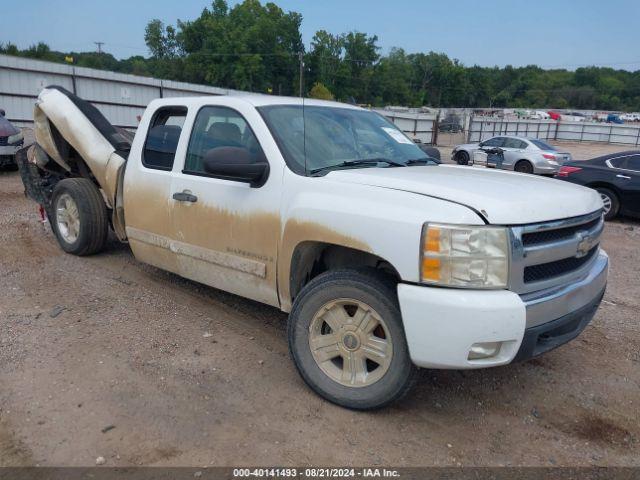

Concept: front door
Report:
left=170, top=104, right=281, bottom=307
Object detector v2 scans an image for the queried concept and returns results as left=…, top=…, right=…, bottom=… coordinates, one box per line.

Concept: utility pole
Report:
left=298, top=51, right=304, bottom=98
left=94, top=42, right=104, bottom=54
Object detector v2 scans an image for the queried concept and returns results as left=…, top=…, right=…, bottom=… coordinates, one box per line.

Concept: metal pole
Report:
left=433, top=112, right=440, bottom=146
left=298, top=52, right=304, bottom=98
left=71, top=67, right=77, bottom=94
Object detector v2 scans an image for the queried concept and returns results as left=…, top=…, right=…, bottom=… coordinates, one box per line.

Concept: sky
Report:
left=2, top=0, right=639, bottom=70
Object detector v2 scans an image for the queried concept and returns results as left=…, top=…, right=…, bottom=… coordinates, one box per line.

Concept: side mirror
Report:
left=203, top=147, right=269, bottom=188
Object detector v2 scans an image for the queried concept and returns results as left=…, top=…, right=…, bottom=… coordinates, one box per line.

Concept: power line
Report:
left=94, top=41, right=104, bottom=54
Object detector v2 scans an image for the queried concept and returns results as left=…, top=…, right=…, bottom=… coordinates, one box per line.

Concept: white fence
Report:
left=0, top=54, right=234, bottom=129
left=468, top=116, right=640, bottom=146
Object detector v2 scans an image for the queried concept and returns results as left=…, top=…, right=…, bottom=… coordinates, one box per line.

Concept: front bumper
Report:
left=397, top=250, right=608, bottom=369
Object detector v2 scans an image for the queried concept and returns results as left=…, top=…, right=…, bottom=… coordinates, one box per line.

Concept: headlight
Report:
left=421, top=223, right=509, bottom=288
left=8, top=132, right=24, bottom=145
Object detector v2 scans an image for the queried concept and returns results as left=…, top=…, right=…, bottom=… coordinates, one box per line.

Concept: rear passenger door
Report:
left=123, top=105, right=188, bottom=275
left=170, top=104, right=281, bottom=307
left=613, top=155, right=640, bottom=216
left=501, top=138, right=528, bottom=168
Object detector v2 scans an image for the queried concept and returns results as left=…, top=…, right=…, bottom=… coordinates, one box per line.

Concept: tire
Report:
left=514, top=160, right=534, bottom=174
left=50, top=178, right=109, bottom=256
left=288, top=269, right=417, bottom=410
left=455, top=150, right=470, bottom=165
left=595, top=187, right=619, bottom=220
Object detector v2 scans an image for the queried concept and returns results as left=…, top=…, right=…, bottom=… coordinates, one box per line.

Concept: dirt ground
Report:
left=0, top=158, right=639, bottom=467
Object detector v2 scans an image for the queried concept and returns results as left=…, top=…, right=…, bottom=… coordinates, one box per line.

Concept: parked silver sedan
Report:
left=451, top=136, right=572, bottom=174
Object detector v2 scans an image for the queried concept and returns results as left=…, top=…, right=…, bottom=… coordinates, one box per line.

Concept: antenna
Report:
left=94, top=42, right=104, bottom=54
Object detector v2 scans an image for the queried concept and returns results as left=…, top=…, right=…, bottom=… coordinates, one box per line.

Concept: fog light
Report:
left=468, top=342, right=502, bottom=360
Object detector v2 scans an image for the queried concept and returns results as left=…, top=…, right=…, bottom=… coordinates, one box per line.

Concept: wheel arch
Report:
left=585, top=181, right=621, bottom=197
left=284, top=240, right=401, bottom=313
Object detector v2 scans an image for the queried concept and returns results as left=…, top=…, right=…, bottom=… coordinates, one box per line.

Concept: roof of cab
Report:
left=154, top=92, right=362, bottom=110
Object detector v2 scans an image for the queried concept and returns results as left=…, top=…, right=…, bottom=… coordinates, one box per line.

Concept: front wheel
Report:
left=455, top=150, right=470, bottom=165
left=288, top=269, right=416, bottom=410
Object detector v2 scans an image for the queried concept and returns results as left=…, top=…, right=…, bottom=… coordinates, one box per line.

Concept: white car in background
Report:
left=620, top=113, right=640, bottom=122
left=452, top=136, right=572, bottom=175
left=530, top=110, right=550, bottom=120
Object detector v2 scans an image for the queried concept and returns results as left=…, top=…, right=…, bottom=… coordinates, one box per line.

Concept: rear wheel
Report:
left=455, top=150, right=470, bottom=165
left=51, top=178, right=109, bottom=256
left=514, top=160, right=534, bottom=174
left=288, top=269, right=416, bottom=410
left=595, top=187, right=619, bottom=220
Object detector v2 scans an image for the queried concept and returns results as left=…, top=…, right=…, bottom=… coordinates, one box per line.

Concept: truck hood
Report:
left=326, top=165, right=602, bottom=225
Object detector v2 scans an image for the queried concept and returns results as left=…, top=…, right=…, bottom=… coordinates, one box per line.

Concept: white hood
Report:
left=326, top=165, right=602, bottom=225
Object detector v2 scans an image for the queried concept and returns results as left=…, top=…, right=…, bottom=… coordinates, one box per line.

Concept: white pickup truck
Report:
left=18, top=86, right=608, bottom=409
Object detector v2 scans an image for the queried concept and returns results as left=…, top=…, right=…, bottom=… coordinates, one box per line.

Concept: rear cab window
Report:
left=142, top=106, right=188, bottom=171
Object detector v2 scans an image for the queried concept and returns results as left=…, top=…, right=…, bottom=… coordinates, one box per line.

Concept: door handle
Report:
left=616, top=174, right=631, bottom=179
left=172, top=191, right=198, bottom=203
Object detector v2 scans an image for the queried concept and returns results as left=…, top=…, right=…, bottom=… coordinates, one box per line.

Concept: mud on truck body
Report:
left=17, top=86, right=608, bottom=409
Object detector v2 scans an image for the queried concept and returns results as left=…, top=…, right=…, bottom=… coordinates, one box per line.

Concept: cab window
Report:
left=184, top=106, right=265, bottom=175
left=142, top=107, right=187, bottom=171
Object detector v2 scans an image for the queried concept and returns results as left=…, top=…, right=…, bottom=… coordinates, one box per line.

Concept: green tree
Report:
left=2, top=0, right=640, bottom=111
left=309, top=82, right=334, bottom=100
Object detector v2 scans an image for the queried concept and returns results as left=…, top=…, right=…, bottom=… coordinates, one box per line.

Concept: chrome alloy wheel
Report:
left=600, top=192, right=612, bottom=215
left=55, top=193, right=80, bottom=244
left=308, top=299, right=393, bottom=387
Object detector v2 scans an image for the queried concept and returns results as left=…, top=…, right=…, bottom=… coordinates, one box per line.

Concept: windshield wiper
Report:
left=310, top=158, right=406, bottom=175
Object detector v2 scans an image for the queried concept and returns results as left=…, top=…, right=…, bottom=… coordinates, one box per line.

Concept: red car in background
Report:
left=547, top=111, right=562, bottom=120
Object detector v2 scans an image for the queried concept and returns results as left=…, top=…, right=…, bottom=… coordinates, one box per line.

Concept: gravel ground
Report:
left=0, top=165, right=639, bottom=467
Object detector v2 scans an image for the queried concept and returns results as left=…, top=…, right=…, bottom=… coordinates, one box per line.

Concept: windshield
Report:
left=530, top=139, right=556, bottom=151
left=258, top=105, right=430, bottom=175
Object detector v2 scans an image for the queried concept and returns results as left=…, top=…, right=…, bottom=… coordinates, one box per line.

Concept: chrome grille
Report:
left=522, top=217, right=601, bottom=246
left=523, top=246, right=598, bottom=283
left=509, top=210, right=604, bottom=294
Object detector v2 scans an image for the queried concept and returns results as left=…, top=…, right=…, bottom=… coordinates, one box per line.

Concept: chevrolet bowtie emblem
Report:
left=576, top=233, right=595, bottom=258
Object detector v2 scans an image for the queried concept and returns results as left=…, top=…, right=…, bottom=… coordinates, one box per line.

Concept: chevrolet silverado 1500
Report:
left=17, top=86, right=608, bottom=409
